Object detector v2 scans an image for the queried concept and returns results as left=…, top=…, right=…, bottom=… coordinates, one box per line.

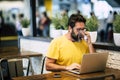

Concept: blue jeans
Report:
left=17, top=30, right=23, bottom=36
left=43, top=26, right=49, bottom=37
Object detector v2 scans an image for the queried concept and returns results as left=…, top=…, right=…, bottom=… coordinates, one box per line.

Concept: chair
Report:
left=41, top=56, right=46, bottom=74
left=8, top=57, right=31, bottom=77
left=0, top=58, right=11, bottom=80
left=0, top=57, right=32, bottom=80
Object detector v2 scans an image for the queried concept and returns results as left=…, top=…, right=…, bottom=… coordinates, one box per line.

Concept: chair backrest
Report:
left=0, top=58, right=11, bottom=80
left=41, top=56, right=46, bottom=74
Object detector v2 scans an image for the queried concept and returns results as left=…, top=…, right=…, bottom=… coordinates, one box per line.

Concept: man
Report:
left=45, top=14, right=95, bottom=71
left=15, top=13, right=24, bottom=36
left=105, top=11, right=114, bottom=42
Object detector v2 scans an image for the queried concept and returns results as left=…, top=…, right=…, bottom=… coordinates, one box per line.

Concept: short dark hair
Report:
left=19, top=13, right=24, bottom=18
left=68, top=14, right=86, bottom=28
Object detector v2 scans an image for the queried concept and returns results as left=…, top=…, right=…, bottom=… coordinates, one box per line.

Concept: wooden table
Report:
left=12, top=72, right=78, bottom=80
left=0, top=51, right=42, bottom=59
left=0, top=51, right=43, bottom=76
left=12, top=68, right=120, bottom=80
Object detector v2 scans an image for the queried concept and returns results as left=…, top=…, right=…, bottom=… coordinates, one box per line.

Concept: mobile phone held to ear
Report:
left=84, top=35, right=88, bottom=41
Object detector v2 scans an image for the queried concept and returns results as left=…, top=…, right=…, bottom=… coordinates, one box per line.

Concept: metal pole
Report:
left=30, top=0, right=37, bottom=37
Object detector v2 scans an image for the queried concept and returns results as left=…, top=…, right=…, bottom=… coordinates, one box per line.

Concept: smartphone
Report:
left=84, top=35, right=88, bottom=41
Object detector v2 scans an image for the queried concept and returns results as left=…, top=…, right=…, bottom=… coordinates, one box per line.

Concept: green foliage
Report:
left=60, top=15, right=69, bottom=30
left=113, top=14, right=120, bottom=33
left=51, top=15, right=61, bottom=29
left=21, top=18, right=30, bottom=28
left=86, top=16, right=98, bottom=31
left=51, top=14, right=69, bottom=30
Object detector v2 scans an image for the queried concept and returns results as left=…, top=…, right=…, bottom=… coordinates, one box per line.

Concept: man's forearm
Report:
left=46, top=63, right=66, bottom=71
left=88, top=43, right=95, bottom=53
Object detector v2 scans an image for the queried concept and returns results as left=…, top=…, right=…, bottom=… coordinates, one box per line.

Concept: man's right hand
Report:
left=65, top=63, right=81, bottom=70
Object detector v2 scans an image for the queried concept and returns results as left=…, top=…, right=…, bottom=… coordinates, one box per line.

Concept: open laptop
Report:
left=68, top=52, right=109, bottom=74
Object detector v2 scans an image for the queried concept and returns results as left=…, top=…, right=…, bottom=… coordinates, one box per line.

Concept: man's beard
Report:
left=71, top=30, right=83, bottom=42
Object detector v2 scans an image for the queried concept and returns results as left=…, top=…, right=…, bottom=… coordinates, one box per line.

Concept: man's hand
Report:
left=79, top=30, right=91, bottom=44
left=65, top=63, right=81, bottom=70
left=84, top=31, right=91, bottom=45
left=84, top=31, right=96, bottom=53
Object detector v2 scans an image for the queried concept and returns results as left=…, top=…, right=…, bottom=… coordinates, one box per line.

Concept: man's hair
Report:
left=68, top=14, right=86, bottom=28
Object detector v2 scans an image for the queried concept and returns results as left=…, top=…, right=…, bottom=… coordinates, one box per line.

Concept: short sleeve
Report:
left=46, top=39, right=60, bottom=60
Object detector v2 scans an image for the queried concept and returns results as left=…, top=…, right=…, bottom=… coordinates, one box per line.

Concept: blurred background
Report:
left=0, top=0, right=120, bottom=77
left=0, top=0, right=120, bottom=47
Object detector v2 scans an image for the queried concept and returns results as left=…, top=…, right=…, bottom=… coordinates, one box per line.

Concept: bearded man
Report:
left=45, top=14, right=95, bottom=71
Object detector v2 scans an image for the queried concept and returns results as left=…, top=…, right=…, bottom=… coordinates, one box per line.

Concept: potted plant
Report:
left=21, top=18, right=30, bottom=36
left=50, top=14, right=62, bottom=38
left=51, top=15, right=62, bottom=30
left=60, top=15, right=69, bottom=35
left=113, top=14, right=120, bottom=46
left=21, top=18, right=30, bottom=28
left=86, top=16, right=99, bottom=43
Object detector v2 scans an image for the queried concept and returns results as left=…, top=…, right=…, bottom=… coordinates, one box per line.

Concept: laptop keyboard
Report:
left=68, top=69, right=80, bottom=74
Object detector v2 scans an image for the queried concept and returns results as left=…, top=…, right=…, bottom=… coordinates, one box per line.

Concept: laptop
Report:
left=68, top=52, right=109, bottom=74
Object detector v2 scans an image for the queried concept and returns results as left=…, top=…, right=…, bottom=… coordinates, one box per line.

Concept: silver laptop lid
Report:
left=80, top=52, right=109, bottom=74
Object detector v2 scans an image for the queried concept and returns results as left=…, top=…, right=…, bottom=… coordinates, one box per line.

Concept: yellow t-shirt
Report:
left=46, top=35, right=89, bottom=66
